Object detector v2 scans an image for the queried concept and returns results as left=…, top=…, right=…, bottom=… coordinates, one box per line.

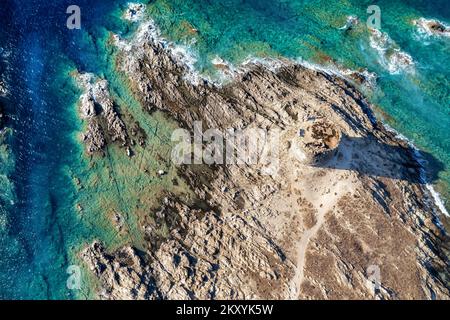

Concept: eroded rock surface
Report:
left=80, top=21, right=450, bottom=300
left=76, top=73, right=128, bottom=155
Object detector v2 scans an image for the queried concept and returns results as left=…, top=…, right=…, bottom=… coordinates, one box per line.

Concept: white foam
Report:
left=210, top=56, right=240, bottom=83
left=123, top=3, right=146, bottom=22
left=384, top=124, right=449, bottom=218
left=114, top=18, right=215, bottom=86
left=74, top=72, right=96, bottom=90
left=240, top=56, right=286, bottom=73
left=238, top=55, right=377, bottom=90
left=369, top=28, right=415, bottom=75
left=167, top=41, right=204, bottom=85
left=212, top=55, right=376, bottom=90
left=115, top=17, right=450, bottom=219
left=296, top=58, right=377, bottom=89
left=74, top=72, right=112, bottom=106
left=339, top=15, right=359, bottom=30
left=117, top=8, right=377, bottom=89
left=413, top=18, right=450, bottom=40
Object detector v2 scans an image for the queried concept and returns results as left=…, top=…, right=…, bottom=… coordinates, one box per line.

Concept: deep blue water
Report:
left=0, top=0, right=448, bottom=299
left=0, top=0, right=132, bottom=299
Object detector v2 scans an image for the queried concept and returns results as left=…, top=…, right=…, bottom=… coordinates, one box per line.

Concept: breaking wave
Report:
left=369, top=28, right=415, bottom=74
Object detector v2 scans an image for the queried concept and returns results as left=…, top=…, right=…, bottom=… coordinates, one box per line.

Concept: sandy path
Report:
left=288, top=140, right=354, bottom=299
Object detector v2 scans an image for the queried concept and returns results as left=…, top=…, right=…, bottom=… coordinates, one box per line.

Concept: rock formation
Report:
left=294, top=117, right=341, bottom=165
left=79, top=21, right=450, bottom=300
left=76, top=73, right=129, bottom=155
left=414, top=18, right=450, bottom=37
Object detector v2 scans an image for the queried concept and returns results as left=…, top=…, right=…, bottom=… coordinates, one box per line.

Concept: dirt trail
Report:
left=288, top=141, right=354, bottom=299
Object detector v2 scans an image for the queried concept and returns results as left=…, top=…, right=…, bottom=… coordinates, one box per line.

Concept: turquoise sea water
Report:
left=0, top=0, right=448, bottom=299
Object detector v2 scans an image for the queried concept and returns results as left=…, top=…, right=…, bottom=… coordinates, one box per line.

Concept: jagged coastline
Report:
left=77, top=18, right=450, bottom=300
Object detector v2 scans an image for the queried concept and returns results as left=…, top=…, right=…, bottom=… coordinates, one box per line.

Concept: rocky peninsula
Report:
left=78, top=21, right=450, bottom=300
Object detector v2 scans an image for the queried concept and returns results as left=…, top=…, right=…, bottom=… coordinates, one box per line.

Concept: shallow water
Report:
left=0, top=0, right=448, bottom=299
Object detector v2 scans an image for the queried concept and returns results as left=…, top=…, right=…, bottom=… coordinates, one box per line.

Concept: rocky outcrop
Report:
left=414, top=18, right=450, bottom=37
left=123, top=3, right=145, bottom=22
left=294, top=117, right=341, bottom=165
left=369, top=28, right=415, bottom=74
left=76, top=73, right=128, bottom=155
left=80, top=21, right=450, bottom=300
left=81, top=241, right=158, bottom=300
left=83, top=199, right=293, bottom=299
